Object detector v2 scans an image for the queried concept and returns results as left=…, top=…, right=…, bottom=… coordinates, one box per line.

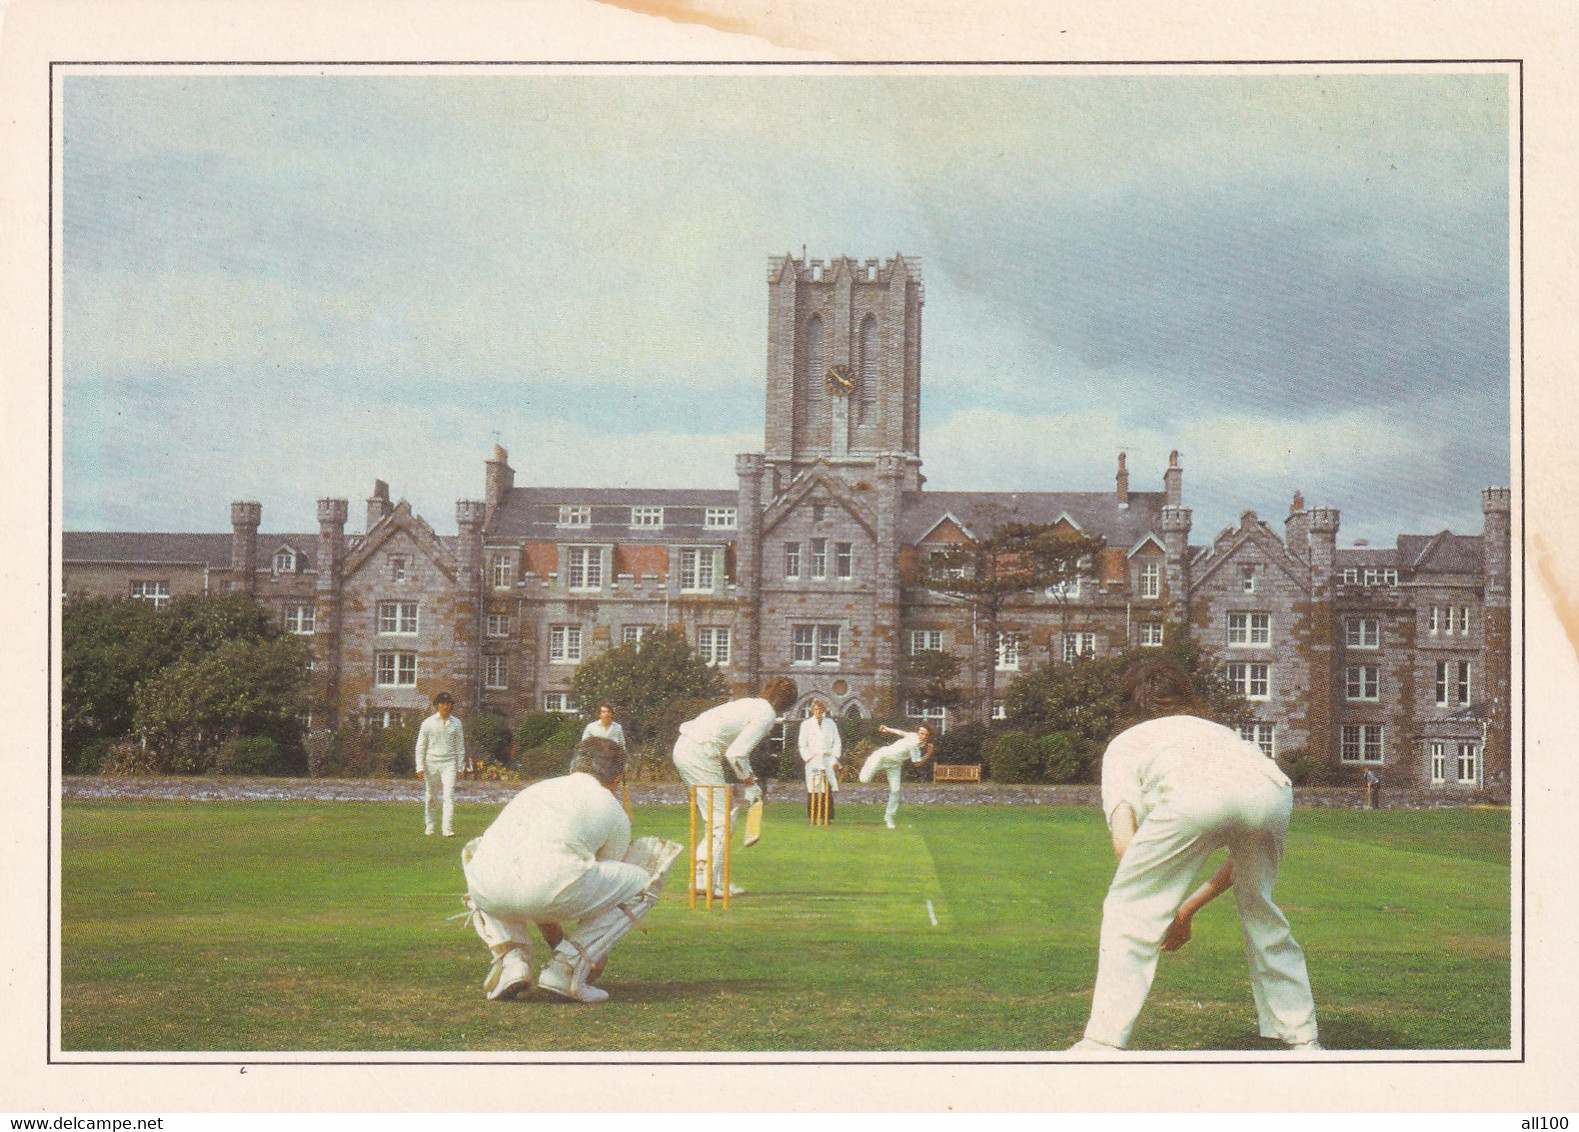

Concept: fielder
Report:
left=858, top=723, right=934, bottom=829
left=581, top=702, right=628, bottom=752
left=415, top=691, right=465, bottom=837
left=797, top=698, right=842, bottom=821
left=460, top=737, right=678, bottom=1004
left=1070, top=656, right=1321, bottom=1052
left=671, top=676, right=798, bottom=897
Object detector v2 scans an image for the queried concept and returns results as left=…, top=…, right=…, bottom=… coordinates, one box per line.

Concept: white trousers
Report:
left=673, top=738, right=734, bottom=886
left=423, top=755, right=458, bottom=834
left=465, top=851, right=651, bottom=960
left=859, top=754, right=905, bottom=822
left=1083, top=774, right=1318, bottom=1049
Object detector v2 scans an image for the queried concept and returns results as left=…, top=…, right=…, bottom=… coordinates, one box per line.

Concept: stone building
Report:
left=62, top=253, right=1512, bottom=797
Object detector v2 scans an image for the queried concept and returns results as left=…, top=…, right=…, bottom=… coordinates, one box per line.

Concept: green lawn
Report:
left=59, top=799, right=1511, bottom=1053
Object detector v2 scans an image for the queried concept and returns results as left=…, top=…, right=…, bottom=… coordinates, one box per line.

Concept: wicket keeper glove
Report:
left=743, top=784, right=763, bottom=805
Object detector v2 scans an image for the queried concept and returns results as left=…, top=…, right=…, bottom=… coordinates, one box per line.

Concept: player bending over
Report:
left=459, top=736, right=680, bottom=1004
left=1069, top=656, right=1320, bottom=1053
left=858, top=723, right=934, bottom=829
left=671, top=676, right=798, bottom=898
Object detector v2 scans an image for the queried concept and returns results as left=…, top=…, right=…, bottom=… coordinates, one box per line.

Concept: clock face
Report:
left=824, top=363, right=857, bottom=396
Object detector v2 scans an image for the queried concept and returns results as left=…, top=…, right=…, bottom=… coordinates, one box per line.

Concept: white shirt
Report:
left=1100, top=714, right=1291, bottom=829
left=798, top=715, right=842, bottom=788
left=464, top=772, right=631, bottom=909
left=581, top=718, right=627, bottom=751
left=868, top=731, right=926, bottom=770
left=415, top=712, right=465, bottom=769
left=676, top=697, right=779, bottom=779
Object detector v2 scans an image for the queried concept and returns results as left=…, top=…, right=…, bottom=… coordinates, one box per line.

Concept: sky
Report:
left=62, top=68, right=1512, bottom=548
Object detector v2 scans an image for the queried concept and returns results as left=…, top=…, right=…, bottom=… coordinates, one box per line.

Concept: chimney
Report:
left=485, top=445, right=515, bottom=514
left=1115, top=452, right=1130, bottom=508
left=367, top=480, right=392, bottom=532
left=1284, top=491, right=1309, bottom=562
left=1164, top=450, right=1183, bottom=507
left=229, top=501, right=261, bottom=596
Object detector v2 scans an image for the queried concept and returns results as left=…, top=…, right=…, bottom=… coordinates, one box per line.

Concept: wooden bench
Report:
left=933, top=763, right=983, bottom=783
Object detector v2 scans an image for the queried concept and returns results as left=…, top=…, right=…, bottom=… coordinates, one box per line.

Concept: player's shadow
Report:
left=557, top=978, right=777, bottom=1004
left=1151, top=1017, right=1417, bottom=1052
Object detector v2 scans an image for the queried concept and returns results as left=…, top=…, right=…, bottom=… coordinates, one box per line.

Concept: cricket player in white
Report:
left=797, top=699, right=842, bottom=820
left=1072, top=656, right=1320, bottom=1052
left=415, top=692, right=464, bottom=837
left=461, top=737, right=672, bottom=1003
left=858, top=723, right=933, bottom=829
left=580, top=702, right=627, bottom=752
left=671, top=676, right=798, bottom=897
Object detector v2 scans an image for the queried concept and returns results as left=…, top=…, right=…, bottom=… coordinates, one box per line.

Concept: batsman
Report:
left=459, top=736, right=680, bottom=1004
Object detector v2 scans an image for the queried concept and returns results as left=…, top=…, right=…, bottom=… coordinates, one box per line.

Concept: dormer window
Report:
left=630, top=506, right=664, bottom=529
left=274, top=548, right=298, bottom=575
left=558, top=505, right=591, bottom=528
left=705, top=507, right=738, bottom=529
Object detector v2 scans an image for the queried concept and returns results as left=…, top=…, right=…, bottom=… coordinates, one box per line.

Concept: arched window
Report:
left=795, top=315, right=825, bottom=442
left=842, top=701, right=864, bottom=721
left=857, top=315, right=878, bottom=426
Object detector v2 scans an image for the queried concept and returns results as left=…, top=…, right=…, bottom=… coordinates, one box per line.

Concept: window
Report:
left=792, top=624, right=841, bottom=666
left=1047, top=578, right=1082, bottom=600
left=285, top=604, right=316, bottom=635
left=543, top=691, right=577, bottom=713
left=1452, top=605, right=1471, bottom=635
left=274, top=548, right=297, bottom=574
left=1239, top=722, right=1275, bottom=758
left=549, top=625, right=583, bottom=664
left=705, top=507, right=738, bottom=529
left=375, top=651, right=417, bottom=687
left=929, top=547, right=968, bottom=580
left=486, top=613, right=510, bottom=638
left=1345, top=618, right=1380, bottom=649
left=1362, top=567, right=1399, bottom=586
left=622, top=625, right=653, bottom=645
left=1226, top=662, right=1271, bottom=700
left=484, top=655, right=508, bottom=690
left=1435, top=660, right=1472, bottom=707
left=1341, top=724, right=1384, bottom=763
left=377, top=601, right=418, bottom=635
left=812, top=503, right=827, bottom=523
left=784, top=542, right=801, bottom=579
left=995, top=633, right=1021, bottom=672
left=129, top=580, right=170, bottom=608
left=991, top=702, right=1007, bottom=721
left=906, top=702, right=947, bottom=733
left=810, top=538, right=828, bottom=579
left=1241, top=565, right=1256, bottom=593
left=630, top=506, right=664, bottom=528
left=835, top=542, right=854, bottom=580
left=558, top=505, right=591, bottom=528
left=1345, top=665, right=1379, bottom=701
left=679, top=547, right=717, bottom=592
left=1139, top=621, right=1165, bottom=647
left=490, top=555, right=513, bottom=589
left=1430, top=741, right=1447, bottom=784
left=390, top=556, right=408, bottom=582
left=1456, top=742, right=1480, bottom=784
left=697, top=627, right=731, bottom=667
left=567, top=546, right=603, bottom=590
left=910, top=629, right=943, bottom=653
left=370, top=709, right=409, bottom=729
left=1139, top=560, right=1161, bottom=599
left=1063, top=632, right=1097, bottom=663
left=1227, top=612, right=1271, bottom=647
left=1342, top=567, right=1359, bottom=585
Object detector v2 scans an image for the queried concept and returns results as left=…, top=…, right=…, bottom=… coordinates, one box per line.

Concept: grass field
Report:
left=59, top=799, right=1511, bottom=1053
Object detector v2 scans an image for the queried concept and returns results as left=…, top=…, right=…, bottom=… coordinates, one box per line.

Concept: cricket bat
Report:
left=743, top=798, right=764, bottom=847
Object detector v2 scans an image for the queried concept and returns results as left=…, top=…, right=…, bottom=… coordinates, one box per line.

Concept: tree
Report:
left=567, top=628, right=725, bottom=752
left=904, top=517, right=1105, bottom=724
left=900, top=648, right=965, bottom=715
left=133, top=635, right=312, bottom=773
left=1002, top=636, right=1251, bottom=781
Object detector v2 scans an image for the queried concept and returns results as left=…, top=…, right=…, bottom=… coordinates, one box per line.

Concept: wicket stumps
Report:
left=809, top=771, right=831, bottom=826
left=688, top=783, right=734, bottom=910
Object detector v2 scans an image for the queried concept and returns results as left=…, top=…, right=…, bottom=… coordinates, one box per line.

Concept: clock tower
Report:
left=762, top=253, right=924, bottom=492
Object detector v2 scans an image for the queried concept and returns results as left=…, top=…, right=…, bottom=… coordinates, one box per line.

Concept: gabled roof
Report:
left=1398, top=531, right=1483, bottom=575
left=345, top=501, right=455, bottom=584
left=62, top=531, right=323, bottom=572
left=1189, top=510, right=1308, bottom=593
left=484, top=486, right=739, bottom=542
left=900, top=490, right=1165, bottom=547
left=760, top=463, right=878, bottom=540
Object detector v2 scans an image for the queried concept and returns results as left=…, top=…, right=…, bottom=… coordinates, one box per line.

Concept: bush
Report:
left=1040, top=731, right=1091, bottom=784
left=982, top=730, right=1044, bottom=784
left=516, top=741, right=574, bottom=781
left=165, top=740, right=216, bottom=776
left=1287, top=752, right=1328, bottom=787
left=217, top=735, right=285, bottom=776
left=514, top=712, right=565, bottom=752
left=65, top=738, right=113, bottom=776
left=932, top=721, right=989, bottom=766
left=467, top=713, right=512, bottom=766
left=98, top=741, right=162, bottom=778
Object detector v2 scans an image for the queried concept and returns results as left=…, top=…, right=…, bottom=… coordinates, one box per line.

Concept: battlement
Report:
left=1308, top=507, right=1341, bottom=533
left=1161, top=505, right=1192, bottom=532
left=317, top=498, right=349, bottom=526
left=455, top=500, right=488, bottom=528
left=767, top=253, right=924, bottom=297
left=230, top=501, right=261, bottom=528
left=1482, top=486, right=1511, bottom=512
